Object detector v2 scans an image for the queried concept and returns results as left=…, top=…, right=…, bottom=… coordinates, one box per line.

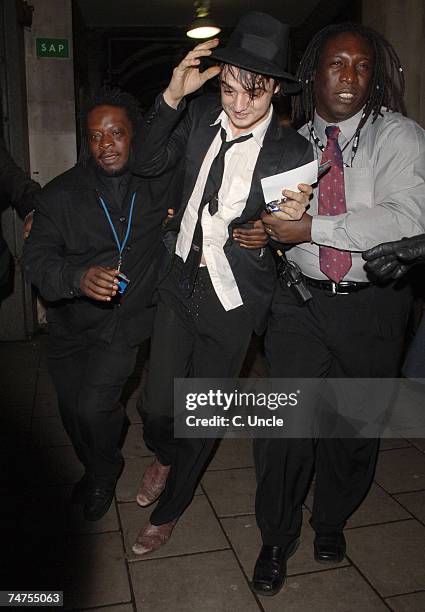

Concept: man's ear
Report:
left=273, top=81, right=281, bottom=95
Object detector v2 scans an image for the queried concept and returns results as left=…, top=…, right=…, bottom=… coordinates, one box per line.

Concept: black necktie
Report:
left=179, top=127, right=253, bottom=297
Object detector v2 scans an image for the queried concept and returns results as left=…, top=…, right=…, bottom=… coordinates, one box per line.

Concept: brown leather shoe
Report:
left=132, top=519, right=177, bottom=555
left=136, top=459, right=170, bottom=507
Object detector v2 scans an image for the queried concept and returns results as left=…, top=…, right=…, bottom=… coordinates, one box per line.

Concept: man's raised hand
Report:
left=163, top=39, right=221, bottom=109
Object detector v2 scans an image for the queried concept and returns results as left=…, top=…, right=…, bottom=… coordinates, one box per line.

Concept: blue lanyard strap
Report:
left=98, top=191, right=137, bottom=265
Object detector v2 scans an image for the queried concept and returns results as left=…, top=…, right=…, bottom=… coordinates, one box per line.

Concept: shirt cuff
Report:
left=311, top=215, right=342, bottom=247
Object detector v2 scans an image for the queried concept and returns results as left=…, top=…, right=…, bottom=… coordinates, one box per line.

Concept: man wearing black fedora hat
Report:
left=129, top=12, right=313, bottom=556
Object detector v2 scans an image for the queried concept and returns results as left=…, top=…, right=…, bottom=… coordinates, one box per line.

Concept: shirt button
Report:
left=119, top=216, right=126, bottom=223
left=126, top=245, right=131, bottom=252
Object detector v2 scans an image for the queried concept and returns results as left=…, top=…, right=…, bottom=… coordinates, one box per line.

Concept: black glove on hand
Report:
left=363, top=234, right=425, bottom=280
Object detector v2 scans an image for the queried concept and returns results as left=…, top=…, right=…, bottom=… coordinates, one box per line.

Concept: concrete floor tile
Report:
left=31, top=416, right=71, bottom=447
left=129, top=550, right=260, bottom=612
left=260, top=567, right=388, bottom=612
left=201, top=468, right=256, bottom=517
left=346, top=520, right=425, bottom=597
left=207, top=438, right=254, bottom=471
left=346, top=484, right=410, bottom=528
left=221, top=509, right=349, bottom=578
left=379, top=438, right=411, bottom=450
left=62, top=532, right=131, bottom=610
left=34, top=393, right=59, bottom=417
left=395, top=490, right=425, bottom=523
left=374, top=448, right=425, bottom=493
left=121, top=495, right=228, bottom=561
left=385, top=591, right=425, bottom=611
left=66, top=500, right=120, bottom=536
left=202, top=468, right=256, bottom=517
left=122, top=424, right=152, bottom=459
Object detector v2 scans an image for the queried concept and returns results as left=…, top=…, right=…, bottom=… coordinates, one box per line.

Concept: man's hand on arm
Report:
left=261, top=212, right=312, bottom=244
left=79, top=266, right=120, bottom=301
left=233, top=219, right=268, bottom=249
left=163, top=39, right=221, bottom=109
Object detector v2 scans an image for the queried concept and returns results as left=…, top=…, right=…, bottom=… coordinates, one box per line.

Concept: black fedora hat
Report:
left=210, top=11, right=300, bottom=93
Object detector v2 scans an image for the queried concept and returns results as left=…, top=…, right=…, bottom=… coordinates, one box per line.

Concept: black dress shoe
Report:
left=70, top=474, right=92, bottom=505
left=83, top=485, right=115, bottom=521
left=314, top=532, right=346, bottom=564
left=251, top=539, right=299, bottom=596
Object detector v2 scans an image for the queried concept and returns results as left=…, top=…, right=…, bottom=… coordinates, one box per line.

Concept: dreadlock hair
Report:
left=292, top=22, right=406, bottom=130
left=78, top=86, right=142, bottom=165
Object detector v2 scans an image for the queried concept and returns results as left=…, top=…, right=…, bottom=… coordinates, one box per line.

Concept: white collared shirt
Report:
left=176, top=106, right=272, bottom=311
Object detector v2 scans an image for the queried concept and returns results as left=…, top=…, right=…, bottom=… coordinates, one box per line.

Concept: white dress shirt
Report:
left=290, top=108, right=425, bottom=281
left=176, top=106, right=272, bottom=310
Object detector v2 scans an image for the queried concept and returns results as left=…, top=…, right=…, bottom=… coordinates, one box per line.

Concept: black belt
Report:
left=304, top=276, right=373, bottom=295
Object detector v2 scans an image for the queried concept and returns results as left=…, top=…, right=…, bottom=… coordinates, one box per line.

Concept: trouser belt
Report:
left=304, top=276, right=373, bottom=295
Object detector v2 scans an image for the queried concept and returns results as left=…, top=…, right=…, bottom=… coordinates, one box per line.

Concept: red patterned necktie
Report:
left=318, top=125, right=352, bottom=283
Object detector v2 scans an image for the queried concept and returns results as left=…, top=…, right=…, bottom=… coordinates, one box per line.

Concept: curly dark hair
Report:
left=78, top=86, right=142, bottom=165
left=292, top=22, right=406, bottom=129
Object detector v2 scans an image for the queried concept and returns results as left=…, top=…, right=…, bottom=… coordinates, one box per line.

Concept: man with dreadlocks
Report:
left=23, top=88, right=174, bottom=521
left=253, top=23, right=425, bottom=596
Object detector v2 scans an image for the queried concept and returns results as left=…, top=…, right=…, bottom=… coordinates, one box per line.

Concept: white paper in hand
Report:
left=261, top=159, right=318, bottom=204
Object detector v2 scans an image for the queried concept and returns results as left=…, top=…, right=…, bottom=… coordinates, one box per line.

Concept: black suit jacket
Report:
left=23, top=162, right=173, bottom=346
left=133, top=94, right=313, bottom=333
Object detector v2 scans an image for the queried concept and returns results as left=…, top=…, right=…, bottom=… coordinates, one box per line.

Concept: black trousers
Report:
left=140, top=260, right=254, bottom=524
left=48, top=326, right=139, bottom=486
left=254, top=281, right=412, bottom=546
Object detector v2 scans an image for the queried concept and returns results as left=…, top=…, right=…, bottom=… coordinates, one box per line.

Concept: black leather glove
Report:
left=363, top=234, right=425, bottom=280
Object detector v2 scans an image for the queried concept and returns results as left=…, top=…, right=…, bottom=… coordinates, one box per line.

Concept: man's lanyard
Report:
left=98, top=191, right=137, bottom=271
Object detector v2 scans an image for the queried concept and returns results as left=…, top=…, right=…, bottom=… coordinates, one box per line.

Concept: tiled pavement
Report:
left=1, top=336, right=425, bottom=611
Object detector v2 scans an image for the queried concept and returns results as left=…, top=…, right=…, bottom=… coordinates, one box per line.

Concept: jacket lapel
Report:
left=171, top=106, right=222, bottom=228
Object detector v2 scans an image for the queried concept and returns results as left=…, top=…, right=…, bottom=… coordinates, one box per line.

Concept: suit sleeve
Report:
left=0, top=137, right=40, bottom=218
left=131, top=94, right=192, bottom=177
left=23, top=191, right=85, bottom=301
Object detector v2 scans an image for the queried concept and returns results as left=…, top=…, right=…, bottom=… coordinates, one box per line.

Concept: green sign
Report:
left=36, top=38, right=69, bottom=58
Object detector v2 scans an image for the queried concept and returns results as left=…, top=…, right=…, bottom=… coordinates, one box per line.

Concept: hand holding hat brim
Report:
left=163, top=39, right=222, bottom=109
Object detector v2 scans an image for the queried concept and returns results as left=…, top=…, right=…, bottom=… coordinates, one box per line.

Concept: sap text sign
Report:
left=36, top=38, right=69, bottom=59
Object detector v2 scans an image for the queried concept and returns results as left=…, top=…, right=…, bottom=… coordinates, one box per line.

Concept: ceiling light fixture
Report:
left=186, top=0, right=221, bottom=39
